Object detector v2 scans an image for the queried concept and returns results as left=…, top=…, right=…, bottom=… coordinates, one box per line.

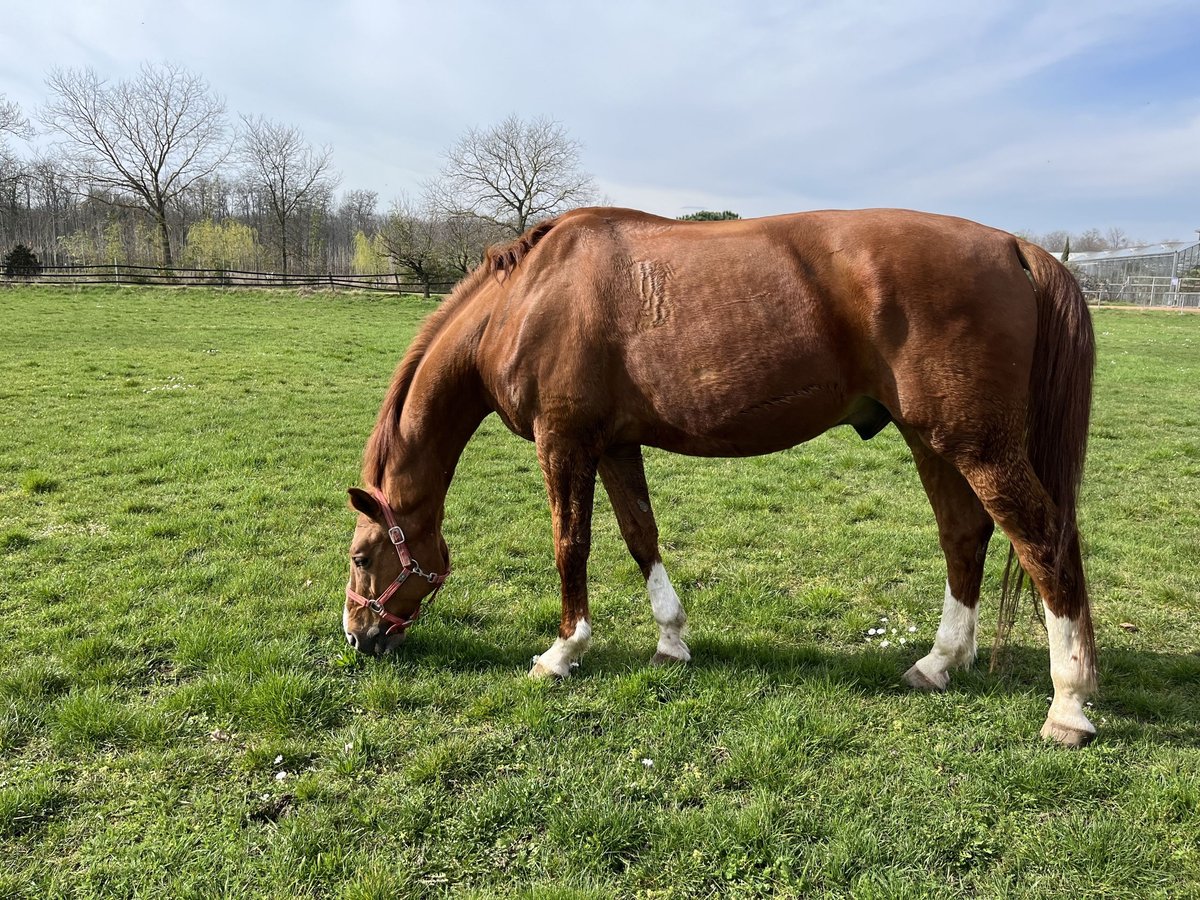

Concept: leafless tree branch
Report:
left=237, top=114, right=339, bottom=273
left=436, top=114, right=597, bottom=236
left=39, top=62, right=231, bottom=265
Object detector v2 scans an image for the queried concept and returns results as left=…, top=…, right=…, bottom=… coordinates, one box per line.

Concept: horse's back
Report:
left=479, top=208, right=1040, bottom=455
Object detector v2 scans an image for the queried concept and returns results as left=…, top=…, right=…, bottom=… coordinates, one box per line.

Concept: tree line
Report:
left=3, top=63, right=1151, bottom=288
left=0, top=64, right=598, bottom=290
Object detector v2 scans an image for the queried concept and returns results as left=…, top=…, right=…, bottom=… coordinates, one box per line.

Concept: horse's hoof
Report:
left=902, top=662, right=947, bottom=693
left=528, top=659, right=565, bottom=680
left=651, top=651, right=688, bottom=667
left=1040, top=718, right=1096, bottom=748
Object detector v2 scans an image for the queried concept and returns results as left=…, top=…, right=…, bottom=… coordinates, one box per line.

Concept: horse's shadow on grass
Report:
left=377, top=620, right=1200, bottom=747
left=686, top=635, right=1200, bottom=745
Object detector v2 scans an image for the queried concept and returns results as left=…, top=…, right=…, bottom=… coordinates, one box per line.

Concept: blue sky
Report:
left=2, top=0, right=1198, bottom=242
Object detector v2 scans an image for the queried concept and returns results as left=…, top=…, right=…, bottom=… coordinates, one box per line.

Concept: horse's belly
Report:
left=635, top=377, right=859, bottom=457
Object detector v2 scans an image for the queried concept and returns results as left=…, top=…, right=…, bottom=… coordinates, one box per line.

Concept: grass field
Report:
left=1, top=285, right=1198, bottom=898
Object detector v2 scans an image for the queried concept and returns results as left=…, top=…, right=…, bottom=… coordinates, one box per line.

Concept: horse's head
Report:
left=343, top=487, right=450, bottom=655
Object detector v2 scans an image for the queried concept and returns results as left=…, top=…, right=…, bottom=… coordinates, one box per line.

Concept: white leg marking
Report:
left=648, top=562, right=690, bottom=662
left=1043, top=605, right=1096, bottom=737
left=910, top=582, right=978, bottom=690
left=531, top=619, right=592, bottom=677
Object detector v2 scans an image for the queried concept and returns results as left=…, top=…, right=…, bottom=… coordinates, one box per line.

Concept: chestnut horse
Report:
left=343, top=207, right=1097, bottom=746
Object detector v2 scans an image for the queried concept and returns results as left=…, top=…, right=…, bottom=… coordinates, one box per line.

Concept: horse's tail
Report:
left=993, top=240, right=1096, bottom=684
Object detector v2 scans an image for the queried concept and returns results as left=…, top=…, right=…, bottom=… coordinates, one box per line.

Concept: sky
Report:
left=2, top=0, right=1198, bottom=243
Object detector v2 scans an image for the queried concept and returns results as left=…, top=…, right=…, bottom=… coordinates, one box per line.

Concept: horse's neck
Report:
left=387, top=317, right=489, bottom=524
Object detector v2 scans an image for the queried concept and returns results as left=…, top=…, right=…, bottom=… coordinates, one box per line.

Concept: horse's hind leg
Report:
left=953, top=449, right=1097, bottom=747
left=598, top=447, right=691, bottom=665
left=900, top=429, right=994, bottom=692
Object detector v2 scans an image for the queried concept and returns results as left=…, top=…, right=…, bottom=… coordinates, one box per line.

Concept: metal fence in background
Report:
left=3, top=264, right=458, bottom=295
left=1078, top=275, right=1200, bottom=309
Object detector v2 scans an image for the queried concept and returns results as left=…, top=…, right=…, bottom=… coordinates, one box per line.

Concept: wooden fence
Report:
left=9, top=265, right=1198, bottom=309
left=3, top=264, right=457, bottom=295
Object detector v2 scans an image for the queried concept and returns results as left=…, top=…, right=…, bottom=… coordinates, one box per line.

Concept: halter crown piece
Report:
left=345, top=487, right=450, bottom=636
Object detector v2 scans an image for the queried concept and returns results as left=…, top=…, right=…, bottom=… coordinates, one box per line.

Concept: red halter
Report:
left=345, top=487, right=450, bottom=636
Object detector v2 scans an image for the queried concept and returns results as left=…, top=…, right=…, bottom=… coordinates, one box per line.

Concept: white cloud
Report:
left=2, top=0, right=1197, bottom=238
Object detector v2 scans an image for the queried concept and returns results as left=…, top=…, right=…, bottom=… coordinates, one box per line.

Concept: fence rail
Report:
left=3, top=264, right=457, bottom=294
left=6, top=265, right=1199, bottom=309
left=1079, top=275, right=1200, bottom=309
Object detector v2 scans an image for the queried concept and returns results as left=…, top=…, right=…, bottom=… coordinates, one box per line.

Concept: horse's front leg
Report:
left=529, top=432, right=598, bottom=679
left=599, top=447, right=690, bottom=665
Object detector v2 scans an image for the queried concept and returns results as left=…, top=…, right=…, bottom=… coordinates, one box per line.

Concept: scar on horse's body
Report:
left=343, top=207, right=1097, bottom=747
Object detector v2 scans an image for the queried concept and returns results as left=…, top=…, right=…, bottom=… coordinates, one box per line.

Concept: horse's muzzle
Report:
left=346, top=626, right=406, bottom=656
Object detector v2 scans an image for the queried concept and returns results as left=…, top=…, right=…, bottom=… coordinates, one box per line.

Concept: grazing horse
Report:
left=342, top=207, right=1097, bottom=746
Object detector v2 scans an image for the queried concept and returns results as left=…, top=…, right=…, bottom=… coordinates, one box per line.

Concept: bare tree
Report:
left=0, top=94, right=31, bottom=198
left=339, top=189, right=379, bottom=235
left=436, top=114, right=597, bottom=236
left=1074, top=229, right=1109, bottom=252
left=439, top=211, right=505, bottom=276
left=331, top=188, right=380, bottom=269
left=379, top=194, right=448, bottom=296
left=1, top=94, right=32, bottom=140
left=238, top=115, right=338, bottom=274
left=1105, top=227, right=1128, bottom=250
left=40, top=63, right=230, bottom=267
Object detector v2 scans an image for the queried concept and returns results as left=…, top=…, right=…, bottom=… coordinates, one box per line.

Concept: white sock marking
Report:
left=912, top=582, right=978, bottom=689
left=648, top=562, right=690, bottom=661
left=1044, top=605, right=1096, bottom=734
left=533, top=619, right=592, bottom=677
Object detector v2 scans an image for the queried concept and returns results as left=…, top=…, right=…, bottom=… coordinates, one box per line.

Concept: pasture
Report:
left=1, top=285, right=1198, bottom=898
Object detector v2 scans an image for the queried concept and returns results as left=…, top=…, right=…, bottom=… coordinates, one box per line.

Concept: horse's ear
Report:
left=347, top=487, right=382, bottom=521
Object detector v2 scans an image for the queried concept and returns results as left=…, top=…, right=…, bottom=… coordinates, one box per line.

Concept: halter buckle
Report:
left=368, top=599, right=385, bottom=615
left=388, top=525, right=406, bottom=546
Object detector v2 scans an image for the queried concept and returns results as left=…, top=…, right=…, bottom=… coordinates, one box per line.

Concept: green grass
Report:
left=1, top=286, right=1198, bottom=897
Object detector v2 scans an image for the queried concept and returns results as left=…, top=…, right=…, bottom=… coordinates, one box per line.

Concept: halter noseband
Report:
left=345, top=487, right=450, bottom=636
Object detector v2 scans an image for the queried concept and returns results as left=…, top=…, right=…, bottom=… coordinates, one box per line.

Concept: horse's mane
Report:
left=362, top=216, right=561, bottom=487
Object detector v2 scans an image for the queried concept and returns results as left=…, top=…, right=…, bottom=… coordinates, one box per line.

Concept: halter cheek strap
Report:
left=345, top=487, right=450, bottom=636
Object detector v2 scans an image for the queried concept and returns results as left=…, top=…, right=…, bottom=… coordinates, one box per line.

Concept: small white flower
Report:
left=867, top=628, right=877, bottom=636
left=275, top=771, right=288, bottom=781
left=273, top=755, right=283, bottom=765
left=908, top=626, right=917, bottom=633
left=880, top=640, right=891, bottom=648
left=891, top=629, right=897, bottom=635
left=344, top=742, right=354, bottom=753
left=880, top=617, right=888, bottom=623
left=641, top=758, right=654, bottom=768
left=899, top=638, right=907, bottom=645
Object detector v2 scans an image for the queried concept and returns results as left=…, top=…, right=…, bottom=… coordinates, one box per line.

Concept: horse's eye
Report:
left=352, top=556, right=369, bottom=569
